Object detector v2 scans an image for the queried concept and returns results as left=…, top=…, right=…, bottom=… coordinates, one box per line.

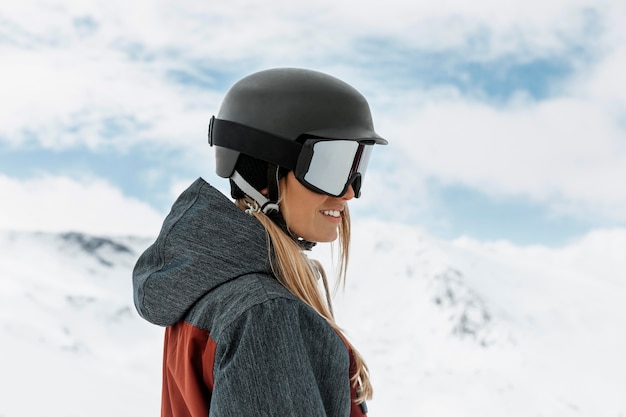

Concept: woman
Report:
left=133, top=68, right=387, bottom=417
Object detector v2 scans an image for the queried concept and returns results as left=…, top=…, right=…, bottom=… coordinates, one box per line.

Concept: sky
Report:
left=1, top=0, right=625, bottom=246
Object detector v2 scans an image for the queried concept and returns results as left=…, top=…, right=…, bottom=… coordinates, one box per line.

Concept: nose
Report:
left=341, top=184, right=355, bottom=201
left=343, top=174, right=361, bottom=199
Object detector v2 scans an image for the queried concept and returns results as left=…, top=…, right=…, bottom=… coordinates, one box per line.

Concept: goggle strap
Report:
left=231, top=171, right=280, bottom=214
left=211, top=118, right=300, bottom=171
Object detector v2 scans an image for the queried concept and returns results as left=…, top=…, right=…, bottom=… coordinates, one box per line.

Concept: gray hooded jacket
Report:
left=133, top=178, right=362, bottom=417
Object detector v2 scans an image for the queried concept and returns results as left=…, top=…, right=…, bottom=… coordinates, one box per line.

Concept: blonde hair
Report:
left=235, top=196, right=373, bottom=403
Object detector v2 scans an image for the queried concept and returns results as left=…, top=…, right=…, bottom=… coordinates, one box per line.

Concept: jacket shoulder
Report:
left=183, top=273, right=352, bottom=416
left=184, top=273, right=303, bottom=338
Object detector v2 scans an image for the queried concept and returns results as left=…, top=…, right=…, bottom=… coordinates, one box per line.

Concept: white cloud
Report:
left=398, top=96, right=620, bottom=183
left=1, top=0, right=625, bottom=231
left=376, top=28, right=626, bottom=220
left=0, top=45, right=217, bottom=150
left=368, top=1, right=626, bottom=223
left=0, top=174, right=164, bottom=236
left=1, top=0, right=617, bottom=149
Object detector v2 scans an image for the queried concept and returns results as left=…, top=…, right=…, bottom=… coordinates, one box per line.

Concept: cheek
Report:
left=282, top=197, right=321, bottom=235
left=280, top=174, right=330, bottom=236
left=285, top=201, right=316, bottom=233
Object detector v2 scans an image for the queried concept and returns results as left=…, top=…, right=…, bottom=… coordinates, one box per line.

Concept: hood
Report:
left=132, top=178, right=271, bottom=326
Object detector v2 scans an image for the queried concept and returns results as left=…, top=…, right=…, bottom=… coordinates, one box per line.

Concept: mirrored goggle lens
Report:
left=301, top=140, right=373, bottom=197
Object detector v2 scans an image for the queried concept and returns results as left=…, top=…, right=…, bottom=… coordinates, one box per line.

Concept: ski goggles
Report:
left=295, top=138, right=373, bottom=198
left=209, top=117, right=377, bottom=198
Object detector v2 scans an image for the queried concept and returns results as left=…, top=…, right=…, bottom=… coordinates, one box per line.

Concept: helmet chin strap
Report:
left=230, top=170, right=280, bottom=214
left=231, top=169, right=316, bottom=251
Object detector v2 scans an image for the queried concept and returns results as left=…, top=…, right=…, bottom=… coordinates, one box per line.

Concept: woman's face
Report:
left=279, top=171, right=354, bottom=242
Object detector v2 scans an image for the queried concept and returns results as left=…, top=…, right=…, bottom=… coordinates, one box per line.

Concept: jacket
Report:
left=133, top=178, right=367, bottom=417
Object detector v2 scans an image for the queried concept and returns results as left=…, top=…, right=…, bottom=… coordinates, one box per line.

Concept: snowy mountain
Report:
left=0, top=231, right=163, bottom=416
left=1, top=222, right=625, bottom=416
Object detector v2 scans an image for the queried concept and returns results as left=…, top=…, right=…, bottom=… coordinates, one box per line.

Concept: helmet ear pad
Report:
left=215, top=146, right=240, bottom=178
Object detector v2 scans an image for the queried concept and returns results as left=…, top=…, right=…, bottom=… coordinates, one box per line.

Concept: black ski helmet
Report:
left=209, top=68, right=387, bottom=179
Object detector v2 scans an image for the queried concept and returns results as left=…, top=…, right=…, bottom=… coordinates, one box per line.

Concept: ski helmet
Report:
left=209, top=68, right=387, bottom=181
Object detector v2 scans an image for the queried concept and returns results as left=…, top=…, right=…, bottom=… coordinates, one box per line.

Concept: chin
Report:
left=311, top=232, right=339, bottom=243
left=295, top=226, right=339, bottom=244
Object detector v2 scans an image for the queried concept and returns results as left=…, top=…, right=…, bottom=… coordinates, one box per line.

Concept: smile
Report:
left=321, top=210, right=341, bottom=218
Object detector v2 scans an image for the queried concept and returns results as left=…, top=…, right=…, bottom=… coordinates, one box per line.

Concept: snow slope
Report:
left=322, top=220, right=626, bottom=416
left=0, top=231, right=162, bottom=416
left=1, top=222, right=624, bottom=416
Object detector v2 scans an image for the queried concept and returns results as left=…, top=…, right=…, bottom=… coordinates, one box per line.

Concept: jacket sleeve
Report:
left=209, top=297, right=351, bottom=417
